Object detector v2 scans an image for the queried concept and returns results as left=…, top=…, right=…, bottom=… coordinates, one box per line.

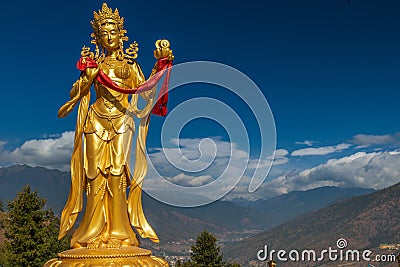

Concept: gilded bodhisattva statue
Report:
left=44, top=3, right=173, bottom=266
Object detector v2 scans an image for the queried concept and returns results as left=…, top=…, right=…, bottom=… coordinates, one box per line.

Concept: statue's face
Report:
left=99, top=23, right=120, bottom=51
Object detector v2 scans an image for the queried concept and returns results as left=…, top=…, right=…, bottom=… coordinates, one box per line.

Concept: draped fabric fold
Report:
left=127, top=115, right=159, bottom=242
left=58, top=89, right=90, bottom=240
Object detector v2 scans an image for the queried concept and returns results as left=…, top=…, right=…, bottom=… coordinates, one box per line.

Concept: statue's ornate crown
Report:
left=91, top=3, right=124, bottom=34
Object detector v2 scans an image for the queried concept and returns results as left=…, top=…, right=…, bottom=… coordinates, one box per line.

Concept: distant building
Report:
left=379, top=243, right=400, bottom=250
left=165, top=255, right=191, bottom=267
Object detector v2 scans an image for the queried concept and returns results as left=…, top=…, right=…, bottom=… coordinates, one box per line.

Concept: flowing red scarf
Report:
left=76, top=56, right=172, bottom=116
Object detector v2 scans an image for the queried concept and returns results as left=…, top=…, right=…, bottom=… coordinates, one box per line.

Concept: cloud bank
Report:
left=259, top=150, right=400, bottom=197
left=2, top=131, right=400, bottom=201
left=0, top=132, right=74, bottom=171
left=291, top=143, right=351, bottom=156
left=350, top=133, right=400, bottom=146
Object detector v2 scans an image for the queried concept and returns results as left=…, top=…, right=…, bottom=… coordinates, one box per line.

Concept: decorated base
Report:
left=43, top=246, right=169, bottom=267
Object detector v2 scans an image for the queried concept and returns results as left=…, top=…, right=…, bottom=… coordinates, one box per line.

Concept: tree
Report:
left=0, top=197, right=5, bottom=263
left=190, top=230, right=224, bottom=267
left=175, top=259, right=189, bottom=267
left=0, top=185, right=70, bottom=267
left=173, top=231, right=241, bottom=267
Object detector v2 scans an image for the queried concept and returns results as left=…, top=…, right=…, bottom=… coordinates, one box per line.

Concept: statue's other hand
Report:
left=58, top=103, right=74, bottom=118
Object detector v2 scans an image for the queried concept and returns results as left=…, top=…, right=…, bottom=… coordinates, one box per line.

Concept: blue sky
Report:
left=1, top=0, right=400, bottom=201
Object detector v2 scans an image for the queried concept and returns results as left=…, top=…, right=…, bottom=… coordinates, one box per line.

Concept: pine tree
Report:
left=0, top=197, right=5, bottom=263
left=175, top=259, right=195, bottom=267
left=0, top=185, right=70, bottom=267
left=190, top=230, right=224, bottom=267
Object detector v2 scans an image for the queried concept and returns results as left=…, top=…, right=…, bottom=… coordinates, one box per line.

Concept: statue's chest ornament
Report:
left=101, top=59, right=131, bottom=80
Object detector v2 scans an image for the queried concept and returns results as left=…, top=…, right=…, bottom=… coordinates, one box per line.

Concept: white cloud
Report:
left=351, top=133, right=399, bottom=146
left=273, top=149, right=290, bottom=165
left=148, top=138, right=238, bottom=176
left=0, top=141, right=7, bottom=150
left=167, top=173, right=213, bottom=187
left=275, top=148, right=289, bottom=158
left=295, top=140, right=314, bottom=146
left=143, top=138, right=284, bottom=203
left=291, top=143, right=351, bottom=156
left=247, top=149, right=289, bottom=169
left=256, top=150, right=400, bottom=198
left=1, top=134, right=281, bottom=185
left=8, top=132, right=400, bottom=202
left=148, top=138, right=287, bottom=183
left=0, top=132, right=74, bottom=171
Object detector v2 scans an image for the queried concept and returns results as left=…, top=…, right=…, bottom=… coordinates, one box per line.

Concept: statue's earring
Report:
left=94, top=43, right=99, bottom=59
left=117, top=39, right=124, bottom=61
left=98, top=47, right=105, bottom=63
left=91, top=34, right=102, bottom=62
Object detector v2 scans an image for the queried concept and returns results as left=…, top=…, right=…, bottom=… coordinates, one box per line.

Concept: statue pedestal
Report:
left=43, top=246, right=169, bottom=267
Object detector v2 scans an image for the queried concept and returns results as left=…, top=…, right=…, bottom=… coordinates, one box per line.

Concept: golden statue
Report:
left=44, top=3, right=173, bottom=266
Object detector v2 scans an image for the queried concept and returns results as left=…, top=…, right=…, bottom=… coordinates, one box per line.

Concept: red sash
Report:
left=76, top=56, right=172, bottom=116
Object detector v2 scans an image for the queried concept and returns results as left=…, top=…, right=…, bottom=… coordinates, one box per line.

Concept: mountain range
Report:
left=231, top=186, right=375, bottom=229
left=223, top=181, right=400, bottom=266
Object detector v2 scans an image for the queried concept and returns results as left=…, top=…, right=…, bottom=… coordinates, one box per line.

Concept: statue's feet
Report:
left=106, top=239, right=122, bottom=248
left=87, top=237, right=102, bottom=249
left=71, top=242, right=83, bottom=249
left=121, top=238, right=134, bottom=247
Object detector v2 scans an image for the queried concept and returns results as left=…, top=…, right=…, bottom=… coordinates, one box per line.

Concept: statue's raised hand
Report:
left=80, top=46, right=99, bottom=82
left=154, top=39, right=174, bottom=61
left=85, top=66, right=99, bottom=82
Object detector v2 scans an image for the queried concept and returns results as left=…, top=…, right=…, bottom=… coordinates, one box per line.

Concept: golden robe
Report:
left=58, top=57, right=159, bottom=248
